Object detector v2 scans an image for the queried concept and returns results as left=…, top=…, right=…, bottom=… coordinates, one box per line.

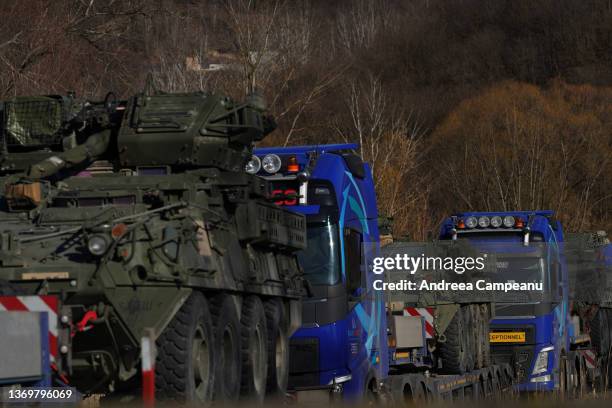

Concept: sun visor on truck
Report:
left=340, top=152, right=366, bottom=179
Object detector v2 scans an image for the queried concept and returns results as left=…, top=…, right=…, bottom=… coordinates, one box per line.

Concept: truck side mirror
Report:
left=344, top=227, right=363, bottom=297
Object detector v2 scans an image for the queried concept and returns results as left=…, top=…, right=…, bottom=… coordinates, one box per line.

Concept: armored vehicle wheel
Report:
left=475, top=305, right=488, bottom=369
left=472, top=305, right=483, bottom=369
left=438, top=306, right=470, bottom=374
left=240, top=296, right=268, bottom=402
left=265, top=299, right=290, bottom=396
left=212, top=294, right=242, bottom=401
left=463, top=305, right=476, bottom=371
left=155, top=291, right=215, bottom=402
left=472, top=304, right=491, bottom=369
left=480, top=304, right=491, bottom=367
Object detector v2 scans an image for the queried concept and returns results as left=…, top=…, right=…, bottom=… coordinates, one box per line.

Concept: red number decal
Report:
left=271, top=189, right=284, bottom=205
left=271, top=188, right=298, bottom=206
left=284, top=189, right=297, bottom=205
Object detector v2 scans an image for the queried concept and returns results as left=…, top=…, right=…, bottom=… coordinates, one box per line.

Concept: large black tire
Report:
left=211, top=294, right=242, bottom=401
left=438, top=306, right=470, bottom=374
left=155, top=291, right=216, bottom=402
left=264, top=299, right=289, bottom=396
left=240, top=296, right=268, bottom=402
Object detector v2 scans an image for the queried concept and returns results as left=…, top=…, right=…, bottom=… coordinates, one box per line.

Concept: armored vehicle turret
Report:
left=0, top=90, right=305, bottom=403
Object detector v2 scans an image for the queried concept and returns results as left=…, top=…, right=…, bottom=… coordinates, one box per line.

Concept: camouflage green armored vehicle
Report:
left=0, top=90, right=305, bottom=402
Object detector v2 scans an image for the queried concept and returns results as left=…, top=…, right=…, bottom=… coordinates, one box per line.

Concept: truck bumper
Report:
left=516, top=379, right=555, bottom=392
left=516, top=371, right=555, bottom=392
left=288, top=384, right=343, bottom=404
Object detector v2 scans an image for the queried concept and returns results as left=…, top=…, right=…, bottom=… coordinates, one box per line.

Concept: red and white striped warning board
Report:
left=581, top=349, right=597, bottom=369
left=404, top=307, right=435, bottom=338
left=0, top=296, right=59, bottom=362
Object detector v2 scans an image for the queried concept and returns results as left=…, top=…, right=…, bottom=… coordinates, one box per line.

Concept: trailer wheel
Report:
left=591, top=309, right=611, bottom=360
left=155, top=291, right=216, bottom=402
left=493, top=371, right=503, bottom=398
left=240, top=296, right=268, bottom=402
left=390, top=376, right=423, bottom=405
left=478, top=375, right=487, bottom=398
left=574, top=355, right=587, bottom=396
left=264, top=299, right=289, bottom=396
left=211, top=295, right=242, bottom=401
left=558, top=355, right=568, bottom=396
left=503, top=366, right=515, bottom=391
left=438, top=306, right=470, bottom=373
left=364, top=372, right=378, bottom=403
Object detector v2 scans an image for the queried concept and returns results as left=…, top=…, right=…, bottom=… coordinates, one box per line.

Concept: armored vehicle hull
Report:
left=0, top=91, right=305, bottom=402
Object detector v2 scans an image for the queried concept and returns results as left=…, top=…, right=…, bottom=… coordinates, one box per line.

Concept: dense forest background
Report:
left=0, top=0, right=610, bottom=238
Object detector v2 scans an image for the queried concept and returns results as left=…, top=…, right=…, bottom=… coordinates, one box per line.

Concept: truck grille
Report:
left=289, top=338, right=319, bottom=388
left=491, top=345, right=535, bottom=383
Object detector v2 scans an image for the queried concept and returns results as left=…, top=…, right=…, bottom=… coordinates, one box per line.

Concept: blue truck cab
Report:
left=251, top=144, right=385, bottom=398
left=440, top=211, right=569, bottom=391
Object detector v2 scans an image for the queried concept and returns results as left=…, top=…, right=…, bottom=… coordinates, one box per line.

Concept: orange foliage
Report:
left=429, top=80, right=612, bottom=232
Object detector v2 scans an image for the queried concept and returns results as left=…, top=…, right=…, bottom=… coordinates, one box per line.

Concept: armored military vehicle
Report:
left=0, top=90, right=305, bottom=402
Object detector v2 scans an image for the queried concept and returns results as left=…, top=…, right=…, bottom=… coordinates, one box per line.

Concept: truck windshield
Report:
left=492, top=255, right=554, bottom=304
left=297, top=221, right=341, bottom=285
left=494, top=256, right=546, bottom=290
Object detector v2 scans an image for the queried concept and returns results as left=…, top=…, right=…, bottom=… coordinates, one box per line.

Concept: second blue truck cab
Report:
left=440, top=211, right=569, bottom=391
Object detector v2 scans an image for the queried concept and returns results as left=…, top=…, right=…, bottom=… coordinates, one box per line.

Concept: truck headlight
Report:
left=478, top=216, right=490, bottom=228
left=530, top=374, right=552, bottom=383
left=328, top=374, right=352, bottom=385
left=465, top=216, right=478, bottom=229
left=490, top=216, right=503, bottom=228
left=88, top=235, right=110, bottom=256
left=245, top=155, right=261, bottom=174
left=532, top=346, right=554, bottom=375
left=262, top=154, right=281, bottom=174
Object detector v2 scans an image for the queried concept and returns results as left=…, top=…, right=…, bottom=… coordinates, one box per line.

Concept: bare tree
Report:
left=220, top=0, right=343, bottom=145
left=223, top=0, right=281, bottom=95
left=334, top=0, right=395, bottom=56
left=335, top=74, right=429, bottom=238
